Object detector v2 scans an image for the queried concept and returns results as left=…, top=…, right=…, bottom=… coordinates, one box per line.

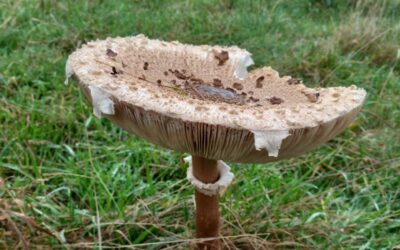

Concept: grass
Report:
left=1, top=0, right=400, bottom=249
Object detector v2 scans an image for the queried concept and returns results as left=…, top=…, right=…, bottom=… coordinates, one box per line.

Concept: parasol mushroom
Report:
left=65, top=35, right=366, bottom=249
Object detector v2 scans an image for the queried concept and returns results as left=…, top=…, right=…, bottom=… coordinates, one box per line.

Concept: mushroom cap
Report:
left=66, top=35, right=366, bottom=163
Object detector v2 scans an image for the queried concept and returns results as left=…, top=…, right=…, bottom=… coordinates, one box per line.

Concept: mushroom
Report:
left=65, top=35, right=366, bottom=249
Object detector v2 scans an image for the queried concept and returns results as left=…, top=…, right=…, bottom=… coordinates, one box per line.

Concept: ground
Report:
left=1, top=0, right=400, bottom=249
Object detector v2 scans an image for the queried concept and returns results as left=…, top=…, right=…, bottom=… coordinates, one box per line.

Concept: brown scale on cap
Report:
left=233, top=82, right=243, bottom=90
left=256, top=76, right=264, bottom=88
left=287, top=78, right=301, bottom=85
left=301, top=89, right=320, bottom=103
left=248, top=96, right=260, bottom=103
left=143, top=62, right=149, bottom=70
left=214, top=50, right=229, bottom=66
left=111, top=66, right=117, bottom=75
left=110, top=66, right=122, bottom=76
left=306, top=92, right=320, bottom=103
left=106, top=49, right=117, bottom=57
left=171, top=69, right=188, bottom=80
left=268, top=96, right=284, bottom=105
left=190, top=77, right=204, bottom=85
left=213, top=78, right=222, bottom=87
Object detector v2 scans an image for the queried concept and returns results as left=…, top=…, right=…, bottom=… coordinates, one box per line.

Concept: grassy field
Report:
left=1, top=0, right=400, bottom=249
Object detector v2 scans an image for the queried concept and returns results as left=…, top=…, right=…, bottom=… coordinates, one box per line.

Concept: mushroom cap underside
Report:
left=67, top=35, right=366, bottom=163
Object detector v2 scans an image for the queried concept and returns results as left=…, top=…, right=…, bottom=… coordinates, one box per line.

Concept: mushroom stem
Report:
left=192, top=155, right=221, bottom=250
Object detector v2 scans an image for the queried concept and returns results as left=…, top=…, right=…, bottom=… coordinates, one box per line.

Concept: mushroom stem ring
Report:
left=185, top=156, right=234, bottom=196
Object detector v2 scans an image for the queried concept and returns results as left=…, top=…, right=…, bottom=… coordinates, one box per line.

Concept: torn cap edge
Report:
left=88, top=85, right=115, bottom=118
left=252, top=130, right=290, bottom=157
